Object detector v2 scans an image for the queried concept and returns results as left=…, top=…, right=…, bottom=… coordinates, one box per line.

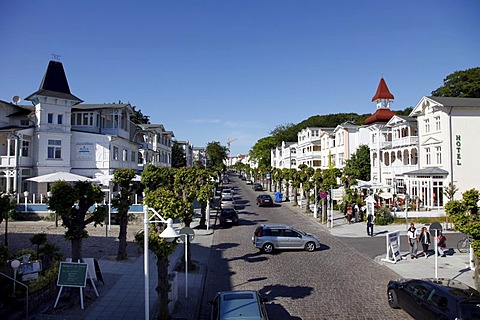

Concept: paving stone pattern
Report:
left=199, top=181, right=409, bottom=320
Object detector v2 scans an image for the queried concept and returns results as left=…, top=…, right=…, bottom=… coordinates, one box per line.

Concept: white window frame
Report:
left=47, top=139, right=62, bottom=159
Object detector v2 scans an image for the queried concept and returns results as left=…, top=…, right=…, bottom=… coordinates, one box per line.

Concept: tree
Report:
left=111, top=168, right=140, bottom=261
left=136, top=187, right=186, bottom=319
left=0, top=192, right=15, bottom=247
left=206, top=141, right=228, bottom=172
left=343, top=145, right=371, bottom=183
left=197, top=169, right=216, bottom=228
left=431, top=67, right=480, bottom=98
left=130, top=105, right=150, bottom=124
left=445, top=189, right=480, bottom=289
left=172, top=141, right=187, bottom=168
left=141, top=164, right=175, bottom=192
left=48, top=181, right=107, bottom=262
left=298, top=165, right=314, bottom=213
left=249, top=137, right=277, bottom=169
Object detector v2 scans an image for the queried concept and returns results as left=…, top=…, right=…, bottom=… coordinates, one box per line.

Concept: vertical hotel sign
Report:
left=456, top=135, right=461, bottom=166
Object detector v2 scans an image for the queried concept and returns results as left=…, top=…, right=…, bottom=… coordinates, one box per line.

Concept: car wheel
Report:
left=262, top=243, right=274, bottom=254
left=305, top=242, right=316, bottom=252
left=387, top=289, right=399, bottom=308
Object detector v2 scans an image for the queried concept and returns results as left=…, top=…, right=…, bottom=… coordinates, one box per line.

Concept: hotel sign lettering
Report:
left=456, top=135, right=461, bottom=166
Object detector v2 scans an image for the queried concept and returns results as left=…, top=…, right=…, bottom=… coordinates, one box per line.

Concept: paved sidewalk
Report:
left=279, top=197, right=476, bottom=289
left=12, top=191, right=476, bottom=319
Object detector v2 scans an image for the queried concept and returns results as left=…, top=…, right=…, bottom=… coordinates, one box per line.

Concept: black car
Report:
left=256, top=194, right=273, bottom=207
left=387, top=278, right=480, bottom=319
left=219, top=208, right=239, bottom=226
left=253, top=183, right=263, bottom=191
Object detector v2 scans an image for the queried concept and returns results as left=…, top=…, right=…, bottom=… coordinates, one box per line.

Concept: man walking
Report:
left=366, top=212, right=374, bottom=236
left=407, top=223, right=418, bottom=259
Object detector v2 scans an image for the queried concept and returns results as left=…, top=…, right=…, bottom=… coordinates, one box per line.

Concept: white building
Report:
left=0, top=60, right=173, bottom=197
left=405, top=96, right=480, bottom=206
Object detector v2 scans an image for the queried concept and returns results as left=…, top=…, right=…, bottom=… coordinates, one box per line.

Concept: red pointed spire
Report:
left=371, top=77, right=394, bottom=102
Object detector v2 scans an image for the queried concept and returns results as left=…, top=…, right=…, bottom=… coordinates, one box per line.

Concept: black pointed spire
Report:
left=26, top=60, right=82, bottom=103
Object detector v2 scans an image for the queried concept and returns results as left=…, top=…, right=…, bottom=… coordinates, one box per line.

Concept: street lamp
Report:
left=23, top=191, right=29, bottom=212
left=11, top=259, right=20, bottom=296
left=143, top=206, right=187, bottom=320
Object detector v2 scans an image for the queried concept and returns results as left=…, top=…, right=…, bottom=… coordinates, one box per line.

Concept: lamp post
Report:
left=11, top=259, right=20, bottom=296
left=143, top=206, right=183, bottom=320
left=23, top=191, right=29, bottom=212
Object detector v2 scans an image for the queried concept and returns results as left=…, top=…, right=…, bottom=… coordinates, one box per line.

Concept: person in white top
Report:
left=407, top=223, right=418, bottom=259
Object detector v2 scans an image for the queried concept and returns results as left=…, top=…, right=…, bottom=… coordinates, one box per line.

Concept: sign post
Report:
left=381, top=231, right=402, bottom=264
left=55, top=262, right=89, bottom=309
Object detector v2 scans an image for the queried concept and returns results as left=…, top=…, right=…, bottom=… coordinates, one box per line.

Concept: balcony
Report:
left=392, top=136, right=419, bottom=148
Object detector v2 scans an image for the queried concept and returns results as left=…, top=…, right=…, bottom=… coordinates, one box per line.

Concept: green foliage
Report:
left=0, top=192, right=16, bottom=224
left=344, top=145, right=371, bottom=182
left=206, top=141, right=228, bottom=171
left=375, top=206, right=394, bottom=225
left=172, top=141, right=187, bottom=168
left=28, top=260, right=60, bottom=293
left=142, top=164, right=174, bottom=191
left=431, top=67, right=480, bottom=98
left=249, top=136, right=277, bottom=169
left=0, top=245, right=12, bottom=267
left=30, top=233, right=48, bottom=258
left=48, top=181, right=107, bottom=261
left=443, top=182, right=459, bottom=201
left=445, top=190, right=480, bottom=253
left=130, top=105, right=150, bottom=124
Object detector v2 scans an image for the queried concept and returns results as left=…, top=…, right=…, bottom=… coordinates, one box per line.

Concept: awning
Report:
left=26, top=172, right=92, bottom=183
left=378, top=192, right=393, bottom=200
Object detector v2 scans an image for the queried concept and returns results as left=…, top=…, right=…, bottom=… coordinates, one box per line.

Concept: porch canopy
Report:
left=26, top=172, right=92, bottom=183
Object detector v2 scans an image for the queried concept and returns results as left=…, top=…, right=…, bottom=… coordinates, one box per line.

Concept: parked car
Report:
left=246, top=180, right=253, bottom=185
left=219, top=208, right=239, bottom=226
left=220, top=196, right=235, bottom=209
left=387, top=278, right=480, bottom=319
left=256, top=194, right=273, bottom=207
left=252, top=224, right=321, bottom=253
left=253, top=183, right=263, bottom=191
left=209, top=290, right=269, bottom=320
left=221, top=188, right=234, bottom=198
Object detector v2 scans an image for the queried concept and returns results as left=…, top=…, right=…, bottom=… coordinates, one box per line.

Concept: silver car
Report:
left=252, top=224, right=321, bottom=253
left=220, top=196, right=235, bottom=209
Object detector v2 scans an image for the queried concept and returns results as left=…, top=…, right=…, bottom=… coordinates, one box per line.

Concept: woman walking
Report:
left=419, top=227, right=431, bottom=258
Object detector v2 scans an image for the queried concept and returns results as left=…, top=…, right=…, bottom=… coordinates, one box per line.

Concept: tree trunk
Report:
left=293, top=187, right=298, bottom=206
left=117, top=213, right=129, bottom=260
left=71, top=238, right=83, bottom=262
left=198, top=203, right=207, bottom=228
left=305, top=189, right=311, bottom=213
left=155, top=255, right=171, bottom=320
left=474, top=253, right=480, bottom=290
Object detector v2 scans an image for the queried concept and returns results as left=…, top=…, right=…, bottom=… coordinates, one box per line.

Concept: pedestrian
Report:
left=419, top=226, right=431, bottom=258
left=366, top=212, right=374, bottom=236
left=407, top=223, right=419, bottom=259
left=354, top=203, right=360, bottom=223
left=437, top=231, right=447, bottom=257
left=347, top=205, right=353, bottom=224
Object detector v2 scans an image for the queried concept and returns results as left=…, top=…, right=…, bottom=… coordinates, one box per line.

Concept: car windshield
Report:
left=221, top=293, right=261, bottom=318
left=222, top=197, right=233, bottom=201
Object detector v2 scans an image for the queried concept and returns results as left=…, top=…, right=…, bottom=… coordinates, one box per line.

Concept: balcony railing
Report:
left=392, top=136, right=419, bottom=148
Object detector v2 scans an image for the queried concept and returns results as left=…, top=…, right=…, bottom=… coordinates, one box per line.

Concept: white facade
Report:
left=0, top=60, right=173, bottom=197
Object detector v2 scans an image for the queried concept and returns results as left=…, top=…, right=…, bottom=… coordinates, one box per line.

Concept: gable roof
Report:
left=26, top=60, right=82, bottom=103
left=428, top=96, right=480, bottom=107
left=371, top=77, right=394, bottom=101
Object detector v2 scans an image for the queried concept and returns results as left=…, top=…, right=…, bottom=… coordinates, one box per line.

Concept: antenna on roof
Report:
left=51, top=53, right=61, bottom=61
left=12, top=96, right=21, bottom=105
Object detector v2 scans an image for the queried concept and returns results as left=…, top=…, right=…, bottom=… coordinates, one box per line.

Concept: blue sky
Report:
left=1, top=1, right=479, bottom=156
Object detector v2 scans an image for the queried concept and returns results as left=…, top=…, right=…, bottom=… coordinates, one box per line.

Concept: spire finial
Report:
left=51, top=53, right=61, bottom=61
